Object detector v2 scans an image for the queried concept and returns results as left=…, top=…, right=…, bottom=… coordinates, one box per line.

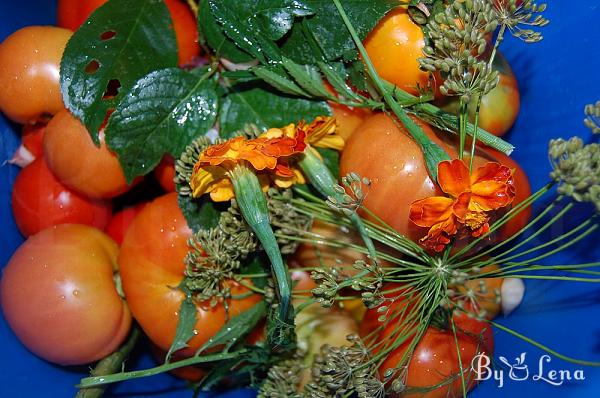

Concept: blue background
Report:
left=1, top=1, right=599, bottom=397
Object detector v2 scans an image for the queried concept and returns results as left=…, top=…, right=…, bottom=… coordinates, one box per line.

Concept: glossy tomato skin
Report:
left=154, top=155, right=176, bottom=192
left=340, top=113, right=442, bottom=241
left=43, top=109, right=132, bottom=199
left=0, top=26, right=71, bottom=123
left=364, top=7, right=435, bottom=96
left=119, top=193, right=262, bottom=355
left=486, top=148, right=532, bottom=240
left=0, top=224, right=131, bottom=365
left=362, top=292, right=493, bottom=398
left=105, top=203, right=146, bottom=245
left=11, top=157, right=112, bottom=237
left=57, top=0, right=199, bottom=65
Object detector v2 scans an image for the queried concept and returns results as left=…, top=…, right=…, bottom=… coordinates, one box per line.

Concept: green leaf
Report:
left=281, top=57, right=332, bottom=98
left=219, top=82, right=331, bottom=138
left=177, top=194, right=222, bottom=233
left=60, top=0, right=178, bottom=140
left=166, top=287, right=197, bottom=362
left=200, top=0, right=313, bottom=62
left=252, top=66, right=309, bottom=97
left=280, top=0, right=398, bottom=62
left=198, top=301, right=267, bottom=353
left=105, top=68, right=218, bottom=182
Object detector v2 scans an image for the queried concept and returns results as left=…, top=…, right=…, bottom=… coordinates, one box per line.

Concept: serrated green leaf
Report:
left=166, top=287, right=197, bottom=362
left=60, top=0, right=178, bottom=140
left=318, top=61, right=362, bottom=101
left=252, top=66, right=308, bottom=97
left=105, top=68, right=218, bottom=182
left=280, top=0, right=398, bottom=62
left=219, top=82, right=331, bottom=138
left=199, top=301, right=267, bottom=353
left=177, top=194, right=222, bottom=233
left=281, top=57, right=332, bottom=98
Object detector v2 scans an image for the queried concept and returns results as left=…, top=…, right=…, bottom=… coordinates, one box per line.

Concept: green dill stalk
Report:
left=76, top=327, right=141, bottom=398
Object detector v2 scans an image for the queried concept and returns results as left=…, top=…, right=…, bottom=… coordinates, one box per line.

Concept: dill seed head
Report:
left=584, top=101, right=600, bottom=134
left=175, top=135, right=220, bottom=197
left=493, top=0, right=549, bottom=43
left=549, top=137, right=600, bottom=212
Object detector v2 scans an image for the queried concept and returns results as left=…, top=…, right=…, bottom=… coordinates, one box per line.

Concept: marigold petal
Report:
left=409, top=196, right=455, bottom=228
left=302, top=117, right=345, bottom=151
left=190, top=165, right=229, bottom=200
left=471, top=181, right=514, bottom=210
left=209, top=179, right=235, bottom=202
left=452, top=192, right=471, bottom=221
left=471, top=162, right=513, bottom=185
left=438, top=159, right=471, bottom=197
left=421, top=217, right=457, bottom=252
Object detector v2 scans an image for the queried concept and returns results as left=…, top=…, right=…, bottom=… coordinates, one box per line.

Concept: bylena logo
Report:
left=471, top=352, right=585, bottom=388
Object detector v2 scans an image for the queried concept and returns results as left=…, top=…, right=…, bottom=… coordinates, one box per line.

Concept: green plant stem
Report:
left=468, top=98, right=482, bottom=171
left=490, top=321, right=600, bottom=367
left=451, top=317, right=467, bottom=398
left=458, top=99, right=469, bottom=160
left=228, top=164, right=292, bottom=325
left=299, top=148, right=378, bottom=261
left=78, top=350, right=247, bottom=388
left=76, top=327, right=141, bottom=398
left=332, top=0, right=450, bottom=181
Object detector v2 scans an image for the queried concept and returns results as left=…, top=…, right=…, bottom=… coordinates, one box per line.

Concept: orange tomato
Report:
left=364, top=8, right=436, bottom=96
left=154, top=155, right=176, bottom=192
left=1, top=224, right=131, bottom=365
left=43, top=109, right=133, bottom=199
left=56, top=0, right=200, bottom=65
left=119, top=193, right=262, bottom=355
left=0, top=26, right=71, bottom=123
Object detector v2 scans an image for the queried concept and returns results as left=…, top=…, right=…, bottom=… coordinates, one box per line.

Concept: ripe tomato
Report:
left=362, top=292, right=493, bottom=398
left=43, top=109, right=132, bottom=199
left=9, top=123, right=47, bottom=168
left=119, top=193, right=262, bottom=354
left=332, top=103, right=372, bottom=141
left=154, top=155, right=176, bottom=192
left=485, top=148, right=532, bottom=240
left=56, top=0, right=200, bottom=65
left=364, top=7, right=437, bottom=96
left=0, top=224, right=131, bottom=365
left=11, top=157, right=112, bottom=237
left=0, top=26, right=71, bottom=124
left=105, top=203, right=146, bottom=245
left=340, top=113, right=503, bottom=243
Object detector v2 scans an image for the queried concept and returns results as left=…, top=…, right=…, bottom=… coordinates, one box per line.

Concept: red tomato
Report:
left=43, top=109, right=133, bottom=199
left=105, top=203, right=146, bottom=245
left=362, top=292, right=493, bottom=398
left=0, top=224, right=131, bottom=365
left=477, top=54, right=520, bottom=137
left=10, top=123, right=47, bottom=168
left=56, top=0, right=200, bottom=65
left=154, top=155, right=176, bottom=192
left=364, top=7, right=438, bottom=96
left=119, top=193, right=262, bottom=354
left=11, top=157, right=112, bottom=237
left=0, top=26, right=71, bottom=123
left=340, top=113, right=498, bottom=243
left=486, top=149, right=532, bottom=240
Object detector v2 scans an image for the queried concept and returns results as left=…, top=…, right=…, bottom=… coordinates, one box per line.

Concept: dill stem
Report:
left=490, top=321, right=600, bottom=367
left=451, top=317, right=467, bottom=398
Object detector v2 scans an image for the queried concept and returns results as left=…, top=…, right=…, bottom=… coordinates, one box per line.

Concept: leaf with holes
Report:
left=60, top=0, right=178, bottom=142
left=219, top=82, right=330, bottom=138
left=105, top=68, right=218, bottom=182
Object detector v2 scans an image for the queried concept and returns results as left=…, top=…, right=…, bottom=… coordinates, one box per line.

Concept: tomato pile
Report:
left=0, top=1, right=541, bottom=397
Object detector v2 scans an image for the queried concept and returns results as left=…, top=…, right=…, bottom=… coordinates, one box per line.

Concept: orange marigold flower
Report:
left=409, top=159, right=515, bottom=252
left=190, top=132, right=306, bottom=202
left=260, top=116, right=344, bottom=151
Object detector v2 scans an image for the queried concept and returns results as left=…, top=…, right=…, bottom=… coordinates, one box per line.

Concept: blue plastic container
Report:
left=1, top=1, right=599, bottom=397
